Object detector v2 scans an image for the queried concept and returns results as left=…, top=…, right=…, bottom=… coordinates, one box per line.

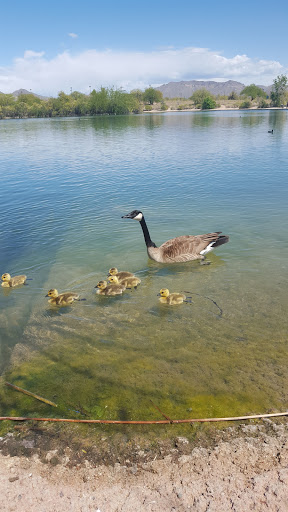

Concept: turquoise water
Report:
left=0, top=111, right=287, bottom=424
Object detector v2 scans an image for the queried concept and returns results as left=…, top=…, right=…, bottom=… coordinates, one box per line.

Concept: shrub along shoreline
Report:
left=0, top=75, right=287, bottom=119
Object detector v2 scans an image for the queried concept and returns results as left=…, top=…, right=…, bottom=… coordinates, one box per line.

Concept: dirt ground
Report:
left=0, top=419, right=287, bottom=512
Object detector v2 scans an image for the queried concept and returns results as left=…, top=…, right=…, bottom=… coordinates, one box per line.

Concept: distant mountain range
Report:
left=0, top=88, right=48, bottom=99
left=1, top=82, right=273, bottom=100
left=156, top=80, right=272, bottom=99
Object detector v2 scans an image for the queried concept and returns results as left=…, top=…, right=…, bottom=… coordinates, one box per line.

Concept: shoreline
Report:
left=144, top=105, right=288, bottom=113
left=1, top=419, right=287, bottom=511
left=0, top=106, right=287, bottom=122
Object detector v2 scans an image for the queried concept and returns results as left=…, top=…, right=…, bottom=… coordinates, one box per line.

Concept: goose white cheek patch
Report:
left=134, top=213, right=143, bottom=221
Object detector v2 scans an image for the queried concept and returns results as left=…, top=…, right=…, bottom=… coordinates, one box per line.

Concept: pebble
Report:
left=175, top=437, right=189, bottom=447
left=9, top=476, right=19, bottom=483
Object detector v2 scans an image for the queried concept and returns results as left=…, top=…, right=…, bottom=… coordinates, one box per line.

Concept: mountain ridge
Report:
left=0, top=88, right=48, bottom=99
left=156, top=80, right=272, bottom=98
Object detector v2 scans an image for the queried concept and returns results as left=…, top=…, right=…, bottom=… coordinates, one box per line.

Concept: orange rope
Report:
left=0, top=411, right=287, bottom=425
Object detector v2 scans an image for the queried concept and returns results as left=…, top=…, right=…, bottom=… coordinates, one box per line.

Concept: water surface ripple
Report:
left=0, top=111, right=287, bottom=424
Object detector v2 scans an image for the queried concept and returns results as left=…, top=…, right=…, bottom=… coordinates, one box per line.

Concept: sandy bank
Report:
left=0, top=419, right=287, bottom=511
left=144, top=106, right=288, bottom=113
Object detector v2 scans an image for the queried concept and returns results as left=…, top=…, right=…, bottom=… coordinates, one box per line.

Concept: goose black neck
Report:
left=140, top=216, right=156, bottom=248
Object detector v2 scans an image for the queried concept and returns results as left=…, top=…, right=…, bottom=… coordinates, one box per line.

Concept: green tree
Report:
left=52, top=91, right=73, bottom=116
left=14, top=99, right=28, bottom=118
left=0, top=93, right=15, bottom=107
left=89, top=87, right=109, bottom=114
left=32, top=102, right=50, bottom=117
left=202, top=97, right=216, bottom=110
left=270, top=74, right=288, bottom=107
left=240, top=84, right=266, bottom=100
left=130, top=89, right=144, bottom=101
left=2, top=104, right=16, bottom=118
left=16, top=93, right=42, bottom=106
left=142, top=87, right=163, bottom=105
left=190, top=89, right=213, bottom=107
left=107, top=88, right=131, bottom=115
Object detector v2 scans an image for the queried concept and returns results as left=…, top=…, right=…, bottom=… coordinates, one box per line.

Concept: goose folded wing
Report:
left=160, top=233, right=222, bottom=262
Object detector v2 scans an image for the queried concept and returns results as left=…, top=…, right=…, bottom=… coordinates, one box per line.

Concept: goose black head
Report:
left=122, top=210, right=143, bottom=221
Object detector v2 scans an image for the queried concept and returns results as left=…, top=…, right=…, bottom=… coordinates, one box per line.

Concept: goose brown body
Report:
left=1, top=273, right=27, bottom=287
left=122, top=210, right=229, bottom=263
left=46, top=289, right=80, bottom=306
left=148, top=233, right=225, bottom=263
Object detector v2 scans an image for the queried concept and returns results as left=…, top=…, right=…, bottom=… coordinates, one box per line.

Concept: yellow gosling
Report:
left=158, top=288, right=186, bottom=305
left=109, top=275, right=141, bottom=289
left=46, top=289, right=82, bottom=306
left=1, top=273, right=27, bottom=287
left=108, top=268, right=135, bottom=280
left=95, top=280, right=125, bottom=296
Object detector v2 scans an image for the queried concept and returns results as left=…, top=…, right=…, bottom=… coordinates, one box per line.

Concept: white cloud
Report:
left=68, top=33, right=78, bottom=39
left=0, top=47, right=285, bottom=96
left=23, top=50, right=45, bottom=59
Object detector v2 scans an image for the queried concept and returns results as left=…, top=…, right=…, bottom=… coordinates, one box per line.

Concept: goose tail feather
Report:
left=212, top=235, right=229, bottom=248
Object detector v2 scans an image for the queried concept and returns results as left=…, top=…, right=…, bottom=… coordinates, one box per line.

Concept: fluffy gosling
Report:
left=109, top=275, right=141, bottom=289
left=95, top=280, right=125, bottom=296
left=1, top=273, right=27, bottom=287
left=46, top=289, right=83, bottom=306
left=158, top=288, right=187, bottom=305
left=108, top=268, right=135, bottom=281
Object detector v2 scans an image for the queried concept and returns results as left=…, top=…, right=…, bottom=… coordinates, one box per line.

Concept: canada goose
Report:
left=268, top=129, right=273, bottom=133
left=46, top=289, right=83, bottom=306
left=95, top=280, right=125, bottom=296
left=122, top=210, right=229, bottom=263
left=1, top=273, right=27, bottom=287
left=158, top=288, right=187, bottom=305
left=108, top=268, right=135, bottom=280
left=109, top=275, right=141, bottom=289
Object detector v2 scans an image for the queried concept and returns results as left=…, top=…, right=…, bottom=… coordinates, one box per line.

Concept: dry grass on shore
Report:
left=146, top=97, right=272, bottom=112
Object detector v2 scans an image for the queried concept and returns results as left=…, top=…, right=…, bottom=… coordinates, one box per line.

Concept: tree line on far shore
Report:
left=188, top=75, right=288, bottom=110
left=0, top=75, right=287, bottom=119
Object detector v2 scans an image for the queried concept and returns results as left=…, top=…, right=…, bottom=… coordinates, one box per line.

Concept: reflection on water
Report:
left=0, top=111, right=288, bottom=429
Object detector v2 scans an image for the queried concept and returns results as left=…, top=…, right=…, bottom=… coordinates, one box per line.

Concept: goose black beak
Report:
left=121, top=213, right=133, bottom=219
left=45, top=294, right=49, bottom=297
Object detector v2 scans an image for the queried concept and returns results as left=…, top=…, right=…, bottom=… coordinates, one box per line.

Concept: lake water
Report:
left=0, top=111, right=287, bottom=430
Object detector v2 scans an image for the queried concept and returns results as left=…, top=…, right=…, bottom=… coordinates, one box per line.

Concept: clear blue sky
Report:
left=1, top=0, right=287, bottom=95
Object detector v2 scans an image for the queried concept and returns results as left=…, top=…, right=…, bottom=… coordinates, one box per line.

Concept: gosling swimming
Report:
left=1, top=273, right=27, bottom=287
left=95, top=280, right=125, bottom=296
left=108, top=268, right=135, bottom=281
left=122, top=210, right=229, bottom=264
left=158, top=288, right=187, bottom=305
left=109, top=275, right=141, bottom=289
left=46, top=289, right=83, bottom=306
